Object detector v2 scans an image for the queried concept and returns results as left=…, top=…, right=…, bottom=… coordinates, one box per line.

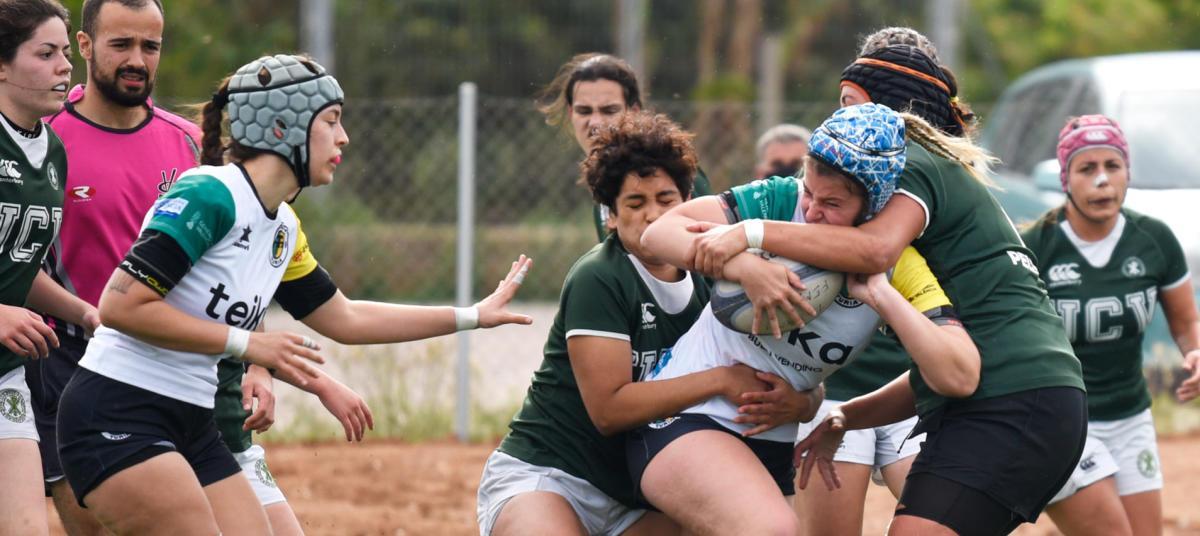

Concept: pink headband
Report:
left=1056, top=115, right=1129, bottom=191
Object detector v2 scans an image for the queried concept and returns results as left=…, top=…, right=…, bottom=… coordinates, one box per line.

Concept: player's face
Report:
left=570, top=79, right=633, bottom=154
left=609, top=168, right=683, bottom=262
left=800, top=161, right=865, bottom=227
left=80, top=2, right=163, bottom=107
left=307, top=105, right=349, bottom=187
left=754, top=140, right=808, bottom=179
left=839, top=84, right=870, bottom=108
left=1065, top=147, right=1127, bottom=222
left=0, top=17, right=72, bottom=124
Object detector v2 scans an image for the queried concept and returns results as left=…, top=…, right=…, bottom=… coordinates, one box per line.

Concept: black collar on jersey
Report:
left=235, top=162, right=280, bottom=220
left=63, top=98, right=155, bottom=134
left=0, top=110, right=43, bottom=139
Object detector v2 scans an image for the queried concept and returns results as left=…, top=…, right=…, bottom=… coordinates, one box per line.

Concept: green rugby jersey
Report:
left=592, top=168, right=711, bottom=241
left=1022, top=208, right=1189, bottom=421
left=0, top=119, right=65, bottom=375
left=824, top=333, right=908, bottom=401
left=897, top=144, right=1083, bottom=415
left=499, top=234, right=709, bottom=506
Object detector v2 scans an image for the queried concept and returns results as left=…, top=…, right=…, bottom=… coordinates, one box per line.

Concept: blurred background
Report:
left=53, top=0, right=1200, bottom=439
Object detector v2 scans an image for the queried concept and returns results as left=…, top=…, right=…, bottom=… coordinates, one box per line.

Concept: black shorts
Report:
left=24, top=328, right=84, bottom=485
left=900, top=386, right=1087, bottom=532
left=56, top=367, right=241, bottom=507
left=626, top=413, right=795, bottom=502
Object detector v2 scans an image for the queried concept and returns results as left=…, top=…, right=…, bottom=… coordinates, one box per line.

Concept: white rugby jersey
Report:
left=81, top=164, right=299, bottom=408
left=650, top=179, right=950, bottom=442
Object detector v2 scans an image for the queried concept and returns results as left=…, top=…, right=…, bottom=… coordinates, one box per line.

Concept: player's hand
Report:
left=736, top=380, right=824, bottom=438
left=1177, top=349, right=1200, bottom=403
left=242, top=331, right=324, bottom=386
left=0, top=304, right=58, bottom=359
left=241, top=364, right=276, bottom=432
left=685, top=221, right=747, bottom=280
left=794, top=408, right=847, bottom=491
left=728, top=254, right=814, bottom=339
left=719, top=363, right=772, bottom=404
left=476, top=255, right=534, bottom=328
left=80, top=306, right=101, bottom=336
left=846, top=272, right=890, bottom=310
left=315, top=378, right=375, bottom=442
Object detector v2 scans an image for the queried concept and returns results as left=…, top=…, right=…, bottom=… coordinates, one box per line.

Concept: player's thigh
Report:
left=0, top=438, right=49, bottom=536
left=204, top=471, right=271, bottom=536
left=880, top=454, right=915, bottom=499
left=1119, top=490, right=1162, bottom=536
left=48, top=479, right=106, bottom=536
left=1045, top=477, right=1132, bottom=536
left=84, top=451, right=218, bottom=536
left=619, top=511, right=680, bottom=536
left=794, top=461, right=871, bottom=536
left=641, top=430, right=798, bottom=536
left=492, top=491, right=587, bottom=536
left=265, top=501, right=306, bottom=536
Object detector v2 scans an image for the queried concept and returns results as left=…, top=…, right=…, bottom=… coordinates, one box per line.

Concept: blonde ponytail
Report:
left=900, top=112, right=999, bottom=188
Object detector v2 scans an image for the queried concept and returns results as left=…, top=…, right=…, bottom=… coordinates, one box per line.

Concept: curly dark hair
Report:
left=580, top=112, right=697, bottom=213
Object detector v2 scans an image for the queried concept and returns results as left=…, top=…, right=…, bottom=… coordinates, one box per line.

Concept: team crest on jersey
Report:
left=1121, top=257, right=1146, bottom=278
left=834, top=293, right=863, bottom=308
left=0, top=389, right=26, bottom=423
left=47, top=163, right=58, bottom=190
left=1137, top=449, right=1158, bottom=478
left=1047, top=263, right=1082, bottom=288
left=269, top=223, right=290, bottom=267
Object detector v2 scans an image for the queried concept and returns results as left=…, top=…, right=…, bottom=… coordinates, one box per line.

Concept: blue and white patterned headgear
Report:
left=807, top=103, right=906, bottom=219
left=225, top=54, right=344, bottom=188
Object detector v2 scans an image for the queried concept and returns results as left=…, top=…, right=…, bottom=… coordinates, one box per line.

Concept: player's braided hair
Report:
left=859, top=26, right=941, bottom=61
left=580, top=111, right=697, bottom=213
left=900, top=111, right=997, bottom=187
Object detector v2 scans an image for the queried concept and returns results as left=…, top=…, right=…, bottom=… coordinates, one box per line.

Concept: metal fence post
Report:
left=456, top=82, right=477, bottom=442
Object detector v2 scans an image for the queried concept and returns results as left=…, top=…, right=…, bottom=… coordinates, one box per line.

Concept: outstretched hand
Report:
left=1178, top=349, right=1200, bottom=403
left=476, top=255, right=534, bottom=328
left=317, top=378, right=375, bottom=442
left=793, top=408, right=847, bottom=491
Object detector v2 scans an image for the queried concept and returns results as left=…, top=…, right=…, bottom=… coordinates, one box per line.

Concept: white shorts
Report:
left=1051, top=409, right=1162, bottom=502
left=233, top=444, right=287, bottom=506
left=795, top=399, right=922, bottom=473
left=0, top=367, right=38, bottom=441
left=476, top=451, right=645, bottom=536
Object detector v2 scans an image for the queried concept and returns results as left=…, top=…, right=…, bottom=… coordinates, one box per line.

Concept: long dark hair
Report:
left=537, top=53, right=642, bottom=129
left=0, top=0, right=69, bottom=64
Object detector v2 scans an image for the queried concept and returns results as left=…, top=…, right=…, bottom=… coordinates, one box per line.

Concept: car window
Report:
left=989, top=76, right=1099, bottom=176
left=1118, top=90, right=1200, bottom=189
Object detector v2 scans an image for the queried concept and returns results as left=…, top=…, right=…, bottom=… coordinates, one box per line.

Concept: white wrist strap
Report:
left=454, top=306, right=480, bottom=331
left=224, top=327, right=250, bottom=359
left=744, top=219, right=765, bottom=250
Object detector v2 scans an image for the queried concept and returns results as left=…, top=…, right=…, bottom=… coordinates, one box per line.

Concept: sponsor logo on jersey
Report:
left=1007, top=250, right=1040, bottom=276
left=101, top=432, right=131, bottom=441
left=158, top=168, right=180, bottom=194
left=1047, top=263, right=1082, bottom=288
left=0, top=389, right=26, bottom=423
left=269, top=223, right=289, bottom=267
left=1137, top=449, right=1158, bottom=478
left=69, top=185, right=96, bottom=202
left=255, top=458, right=278, bottom=488
left=648, top=416, right=679, bottom=430
left=205, top=283, right=269, bottom=330
left=1121, top=256, right=1146, bottom=278
left=0, top=159, right=22, bottom=184
left=47, top=163, right=58, bottom=190
left=640, top=302, right=657, bottom=329
left=153, top=197, right=189, bottom=218
left=234, top=225, right=252, bottom=250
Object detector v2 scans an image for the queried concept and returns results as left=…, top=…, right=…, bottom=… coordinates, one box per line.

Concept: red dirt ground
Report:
left=48, top=435, right=1200, bottom=535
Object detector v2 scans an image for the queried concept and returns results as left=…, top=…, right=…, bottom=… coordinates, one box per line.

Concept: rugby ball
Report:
left=710, top=252, right=844, bottom=335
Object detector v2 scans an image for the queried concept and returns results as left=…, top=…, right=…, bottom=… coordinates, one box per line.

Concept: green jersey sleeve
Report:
left=561, top=257, right=631, bottom=341
left=1144, top=216, right=1190, bottom=289
left=145, top=174, right=236, bottom=263
left=723, top=175, right=800, bottom=222
left=894, top=146, right=941, bottom=234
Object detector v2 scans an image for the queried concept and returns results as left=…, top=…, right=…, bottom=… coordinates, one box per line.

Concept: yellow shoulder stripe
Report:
left=889, top=247, right=952, bottom=313
left=282, top=215, right=320, bottom=282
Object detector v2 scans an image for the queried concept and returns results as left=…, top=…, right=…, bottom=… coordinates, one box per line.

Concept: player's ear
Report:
left=76, top=31, right=92, bottom=61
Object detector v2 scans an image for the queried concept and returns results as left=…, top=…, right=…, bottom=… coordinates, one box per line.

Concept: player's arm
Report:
left=26, top=271, right=98, bottom=332
left=262, top=360, right=374, bottom=442
left=1161, top=279, right=1200, bottom=402
left=568, top=335, right=766, bottom=436
left=850, top=248, right=979, bottom=398
left=641, top=195, right=729, bottom=271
